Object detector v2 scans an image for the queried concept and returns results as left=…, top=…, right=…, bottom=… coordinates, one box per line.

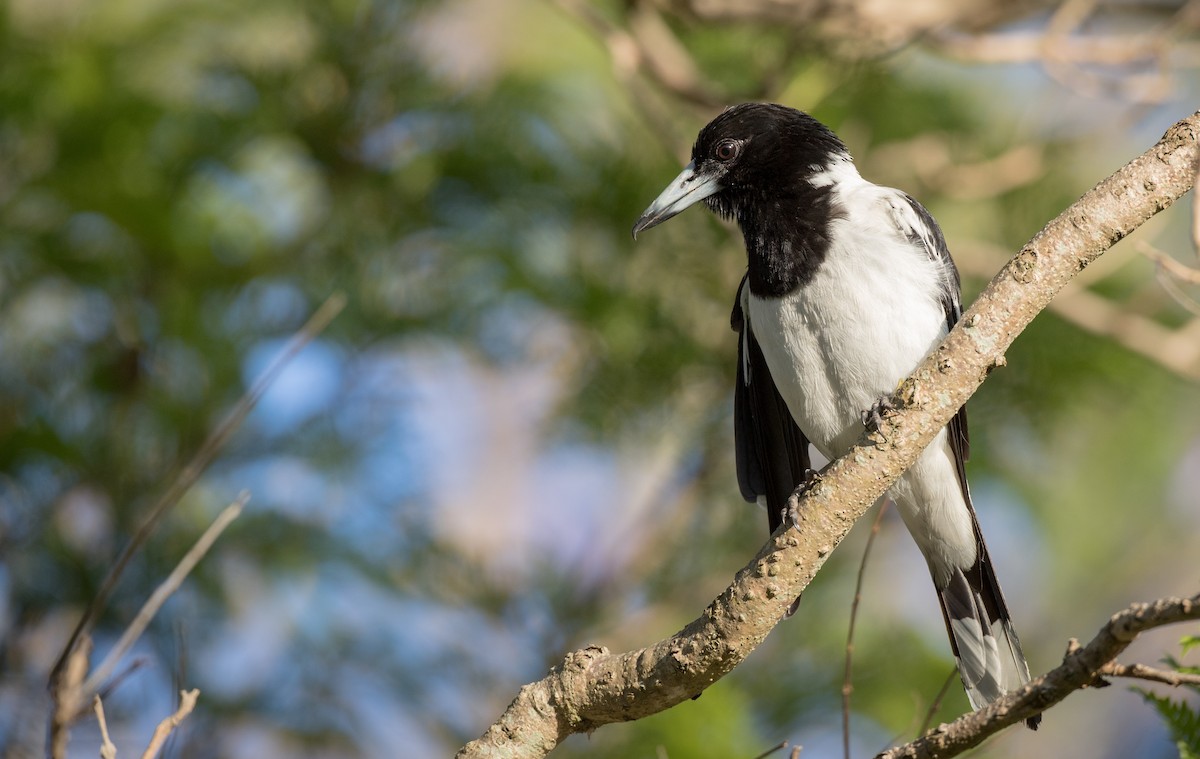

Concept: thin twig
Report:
left=627, top=3, right=721, bottom=108
left=49, top=637, right=91, bottom=759
left=50, top=292, right=345, bottom=686
left=1192, top=162, right=1200, bottom=258
left=1140, top=238, right=1200, bottom=317
left=749, top=740, right=790, bottom=759
left=957, top=240, right=1200, bottom=381
left=933, top=30, right=1187, bottom=66
left=547, top=0, right=699, bottom=156
left=94, top=695, right=117, bottom=759
left=1154, top=265, right=1200, bottom=317
left=917, top=668, right=960, bottom=737
left=549, top=0, right=721, bottom=108
left=842, top=499, right=890, bottom=759
left=1101, top=661, right=1200, bottom=687
left=933, top=0, right=1185, bottom=104
left=1138, top=241, right=1200, bottom=284
left=75, top=659, right=149, bottom=721
left=140, top=689, right=199, bottom=759
left=80, top=494, right=247, bottom=697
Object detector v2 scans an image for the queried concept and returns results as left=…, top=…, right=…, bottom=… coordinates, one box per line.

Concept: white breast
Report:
left=745, top=182, right=948, bottom=460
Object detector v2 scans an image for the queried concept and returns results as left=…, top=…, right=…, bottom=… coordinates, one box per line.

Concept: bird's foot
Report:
left=785, top=594, right=803, bottom=617
left=781, top=469, right=821, bottom=618
left=861, top=394, right=897, bottom=438
left=784, top=468, right=822, bottom=531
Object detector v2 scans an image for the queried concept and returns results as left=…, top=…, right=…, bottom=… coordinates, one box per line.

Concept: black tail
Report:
left=937, top=532, right=1041, bottom=730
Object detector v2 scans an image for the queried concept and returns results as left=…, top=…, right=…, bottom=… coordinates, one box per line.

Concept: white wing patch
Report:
left=739, top=279, right=753, bottom=382
left=884, top=193, right=937, bottom=258
left=879, top=188, right=963, bottom=322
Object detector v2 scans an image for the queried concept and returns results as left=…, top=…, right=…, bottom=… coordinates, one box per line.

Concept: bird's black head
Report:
left=632, top=103, right=849, bottom=237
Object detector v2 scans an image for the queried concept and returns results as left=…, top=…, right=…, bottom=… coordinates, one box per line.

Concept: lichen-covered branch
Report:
left=455, top=111, right=1200, bottom=759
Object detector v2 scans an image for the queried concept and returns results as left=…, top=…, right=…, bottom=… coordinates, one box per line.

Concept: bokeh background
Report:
left=2, top=0, right=1199, bottom=757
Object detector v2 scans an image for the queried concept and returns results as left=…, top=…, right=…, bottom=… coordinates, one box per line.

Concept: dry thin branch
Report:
left=1193, top=161, right=1200, bottom=255
left=626, top=3, right=722, bottom=109
left=956, top=240, right=1200, bottom=381
left=81, top=494, right=247, bottom=698
left=1155, top=267, right=1200, bottom=317
left=645, top=0, right=1200, bottom=101
left=550, top=0, right=804, bottom=155
left=676, top=0, right=1034, bottom=55
left=1135, top=241, right=1200, bottom=319
left=1038, top=0, right=1177, bottom=103
left=916, top=669, right=960, bottom=738
left=932, top=0, right=1200, bottom=104
left=140, top=689, right=199, bottom=759
left=49, top=637, right=91, bottom=759
left=843, top=500, right=890, bottom=759
left=1138, top=240, right=1200, bottom=284
left=94, top=696, right=117, bottom=759
left=1059, top=281, right=1200, bottom=374
left=876, top=595, right=1200, bottom=758
left=749, top=740, right=790, bottom=759
left=92, top=659, right=148, bottom=713
left=1045, top=0, right=1099, bottom=51
left=51, top=292, right=346, bottom=685
left=933, top=29, right=1192, bottom=66
left=1101, top=661, right=1200, bottom=687
left=552, top=0, right=722, bottom=108
left=547, top=0, right=712, bottom=157
left=455, top=110, right=1200, bottom=759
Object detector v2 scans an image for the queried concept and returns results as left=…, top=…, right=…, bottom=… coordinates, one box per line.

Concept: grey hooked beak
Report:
left=632, top=161, right=723, bottom=239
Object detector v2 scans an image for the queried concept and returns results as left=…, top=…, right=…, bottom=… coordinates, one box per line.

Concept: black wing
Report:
left=731, top=275, right=811, bottom=533
left=891, top=194, right=1041, bottom=728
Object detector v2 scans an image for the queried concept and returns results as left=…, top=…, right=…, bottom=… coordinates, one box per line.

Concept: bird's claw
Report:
left=781, top=468, right=821, bottom=618
left=784, top=468, right=822, bottom=531
left=861, top=395, right=897, bottom=437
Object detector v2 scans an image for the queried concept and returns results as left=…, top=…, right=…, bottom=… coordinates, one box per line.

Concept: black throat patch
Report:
left=711, top=180, right=844, bottom=299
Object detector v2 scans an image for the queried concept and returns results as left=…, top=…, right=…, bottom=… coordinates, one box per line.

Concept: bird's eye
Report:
left=715, top=139, right=739, bottom=161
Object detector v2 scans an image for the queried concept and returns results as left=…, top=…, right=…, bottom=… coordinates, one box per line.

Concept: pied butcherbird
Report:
left=633, top=103, right=1040, bottom=729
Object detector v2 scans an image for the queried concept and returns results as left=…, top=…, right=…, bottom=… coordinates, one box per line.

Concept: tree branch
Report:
left=673, top=0, right=1042, bottom=55
left=877, top=595, right=1200, bottom=758
left=844, top=500, right=890, bottom=759
left=93, top=696, right=117, bottom=759
left=140, top=689, right=200, bottom=759
left=50, top=293, right=345, bottom=687
left=1101, top=661, right=1200, bottom=688
left=80, top=494, right=247, bottom=698
left=455, top=111, right=1200, bottom=759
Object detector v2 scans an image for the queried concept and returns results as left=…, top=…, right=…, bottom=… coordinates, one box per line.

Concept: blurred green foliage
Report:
left=1136, top=636, right=1200, bottom=759
left=1, top=0, right=1198, bottom=757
